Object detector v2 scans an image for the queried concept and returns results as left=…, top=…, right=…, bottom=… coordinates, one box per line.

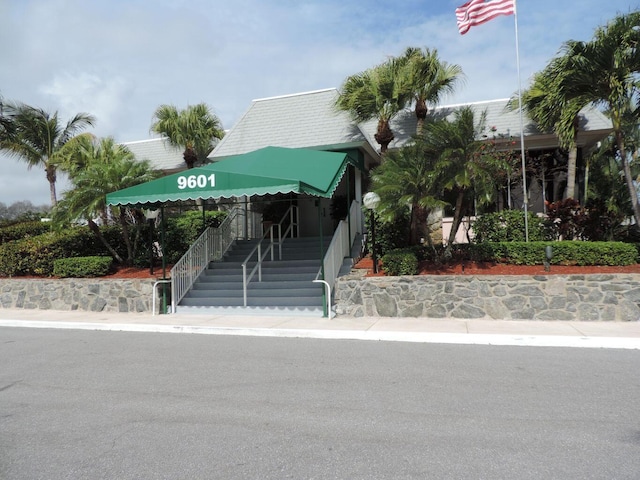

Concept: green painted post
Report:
left=161, top=205, right=167, bottom=314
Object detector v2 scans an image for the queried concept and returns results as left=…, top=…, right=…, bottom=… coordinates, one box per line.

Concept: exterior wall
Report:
left=334, top=272, right=640, bottom=321
left=0, top=279, right=158, bottom=313
left=441, top=216, right=476, bottom=245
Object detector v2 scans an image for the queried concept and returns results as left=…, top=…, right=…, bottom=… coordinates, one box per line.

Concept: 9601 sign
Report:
left=177, top=173, right=216, bottom=190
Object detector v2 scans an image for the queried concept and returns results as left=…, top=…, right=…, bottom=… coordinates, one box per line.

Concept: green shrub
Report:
left=364, top=210, right=411, bottom=257
left=175, top=210, right=227, bottom=240
left=163, top=210, right=228, bottom=263
left=473, top=211, right=547, bottom=242
left=53, top=256, right=113, bottom=278
left=0, top=220, right=51, bottom=244
left=0, top=209, right=232, bottom=277
left=0, top=227, right=114, bottom=277
left=468, top=241, right=637, bottom=266
left=381, top=248, right=419, bottom=276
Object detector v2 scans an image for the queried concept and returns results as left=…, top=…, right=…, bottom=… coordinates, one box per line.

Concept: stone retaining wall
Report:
left=334, top=272, right=640, bottom=321
left=0, top=278, right=158, bottom=313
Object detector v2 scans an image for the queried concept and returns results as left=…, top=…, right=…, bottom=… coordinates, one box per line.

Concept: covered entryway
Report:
left=106, top=146, right=364, bottom=317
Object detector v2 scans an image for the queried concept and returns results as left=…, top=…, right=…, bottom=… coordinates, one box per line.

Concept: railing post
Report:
left=242, top=264, right=248, bottom=307
left=277, top=224, right=282, bottom=260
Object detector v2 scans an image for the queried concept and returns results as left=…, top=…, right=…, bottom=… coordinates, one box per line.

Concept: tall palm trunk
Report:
left=415, top=98, right=428, bottom=135
left=566, top=146, right=577, bottom=199
left=445, top=190, right=467, bottom=257
left=565, top=118, right=580, bottom=199
left=46, top=164, right=57, bottom=206
left=616, top=131, right=640, bottom=226
left=183, top=146, right=198, bottom=169
left=374, top=119, right=394, bottom=154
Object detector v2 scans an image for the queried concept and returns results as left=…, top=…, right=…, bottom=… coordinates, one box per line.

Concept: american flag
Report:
left=456, top=0, right=515, bottom=35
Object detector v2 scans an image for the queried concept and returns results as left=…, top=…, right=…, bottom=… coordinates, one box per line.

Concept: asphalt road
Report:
left=1, top=327, right=639, bottom=479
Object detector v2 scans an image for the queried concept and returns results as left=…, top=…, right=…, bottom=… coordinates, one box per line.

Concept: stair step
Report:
left=208, top=259, right=321, bottom=269
left=196, top=273, right=319, bottom=283
left=177, top=235, right=337, bottom=313
left=192, top=280, right=321, bottom=290
left=180, top=296, right=323, bottom=307
left=174, top=305, right=325, bottom=317
left=185, top=287, right=321, bottom=298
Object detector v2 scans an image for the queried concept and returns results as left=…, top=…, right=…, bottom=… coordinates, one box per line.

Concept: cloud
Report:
left=38, top=72, right=131, bottom=137
left=0, top=0, right=636, bottom=206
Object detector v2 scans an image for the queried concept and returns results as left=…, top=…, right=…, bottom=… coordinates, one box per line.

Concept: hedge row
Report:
left=379, top=241, right=638, bottom=276
left=0, top=210, right=229, bottom=277
left=0, top=226, right=124, bottom=277
left=468, top=241, right=638, bottom=266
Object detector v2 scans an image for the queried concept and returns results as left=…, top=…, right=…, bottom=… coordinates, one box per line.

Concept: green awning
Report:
left=106, top=146, right=353, bottom=207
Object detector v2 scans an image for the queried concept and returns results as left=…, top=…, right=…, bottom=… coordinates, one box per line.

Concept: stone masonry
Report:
left=334, top=271, right=640, bottom=321
left=0, top=278, right=158, bottom=313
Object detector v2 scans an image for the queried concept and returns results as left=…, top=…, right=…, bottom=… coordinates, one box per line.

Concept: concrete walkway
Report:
left=1, top=308, right=640, bottom=350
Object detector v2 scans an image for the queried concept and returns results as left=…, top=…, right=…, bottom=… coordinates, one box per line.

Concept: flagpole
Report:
left=513, top=0, right=529, bottom=241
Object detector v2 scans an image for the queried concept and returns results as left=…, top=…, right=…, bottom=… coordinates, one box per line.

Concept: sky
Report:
left=1, top=0, right=638, bottom=207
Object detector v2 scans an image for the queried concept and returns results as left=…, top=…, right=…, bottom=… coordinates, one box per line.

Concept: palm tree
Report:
left=151, top=103, right=224, bottom=169
left=0, top=94, right=13, bottom=141
left=556, top=12, right=640, bottom=224
left=370, top=141, right=445, bottom=247
left=400, top=47, right=464, bottom=134
left=336, top=57, right=410, bottom=154
left=514, top=56, right=586, bottom=200
left=583, top=137, right=633, bottom=240
left=0, top=102, right=95, bottom=207
left=428, top=107, right=509, bottom=252
left=53, top=137, right=159, bottom=264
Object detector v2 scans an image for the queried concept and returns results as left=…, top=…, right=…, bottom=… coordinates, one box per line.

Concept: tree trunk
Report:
left=87, top=219, right=124, bottom=264
left=118, top=208, right=134, bottom=265
left=415, top=99, right=427, bottom=135
left=183, top=146, right=198, bottom=169
left=616, top=131, right=640, bottom=227
left=374, top=119, right=394, bottom=155
left=566, top=145, right=577, bottom=199
left=445, top=190, right=466, bottom=257
left=46, top=164, right=57, bottom=207
left=409, top=203, right=419, bottom=245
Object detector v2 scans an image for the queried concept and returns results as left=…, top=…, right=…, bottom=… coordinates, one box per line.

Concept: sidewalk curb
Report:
left=2, top=319, right=640, bottom=350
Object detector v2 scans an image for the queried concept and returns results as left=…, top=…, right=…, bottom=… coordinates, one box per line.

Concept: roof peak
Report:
left=436, top=98, right=511, bottom=110
left=253, top=88, right=337, bottom=103
left=122, top=137, right=167, bottom=145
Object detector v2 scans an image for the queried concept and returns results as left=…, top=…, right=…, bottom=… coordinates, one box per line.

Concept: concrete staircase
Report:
left=176, top=236, right=336, bottom=316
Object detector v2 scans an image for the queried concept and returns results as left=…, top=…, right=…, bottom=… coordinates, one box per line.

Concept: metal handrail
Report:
left=170, top=207, right=242, bottom=312
left=314, top=200, right=360, bottom=315
left=241, top=205, right=298, bottom=307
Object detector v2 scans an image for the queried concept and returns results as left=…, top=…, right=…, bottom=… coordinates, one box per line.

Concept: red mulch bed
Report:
left=353, top=256, right=640, bottom=277
left=0, top=266, right=174, bottom=280
left=103, top=266, right=172, bottom=279
left=5, top=261, right=640, bottom=280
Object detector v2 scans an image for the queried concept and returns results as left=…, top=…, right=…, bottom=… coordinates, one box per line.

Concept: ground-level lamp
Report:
left=544, top=245, right=553, bottom=272
left=363, top=192, right=380, bottom=274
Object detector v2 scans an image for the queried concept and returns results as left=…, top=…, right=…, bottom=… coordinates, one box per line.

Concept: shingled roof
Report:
left=213, top=90, right=612, bottom=159
left=122, top=138, right=185, bottom=173
left=380, top=98, right=612, bottom=151
left=209, top=88, right=378, bottom=162
left=126, top=90, right=612, bottom=172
